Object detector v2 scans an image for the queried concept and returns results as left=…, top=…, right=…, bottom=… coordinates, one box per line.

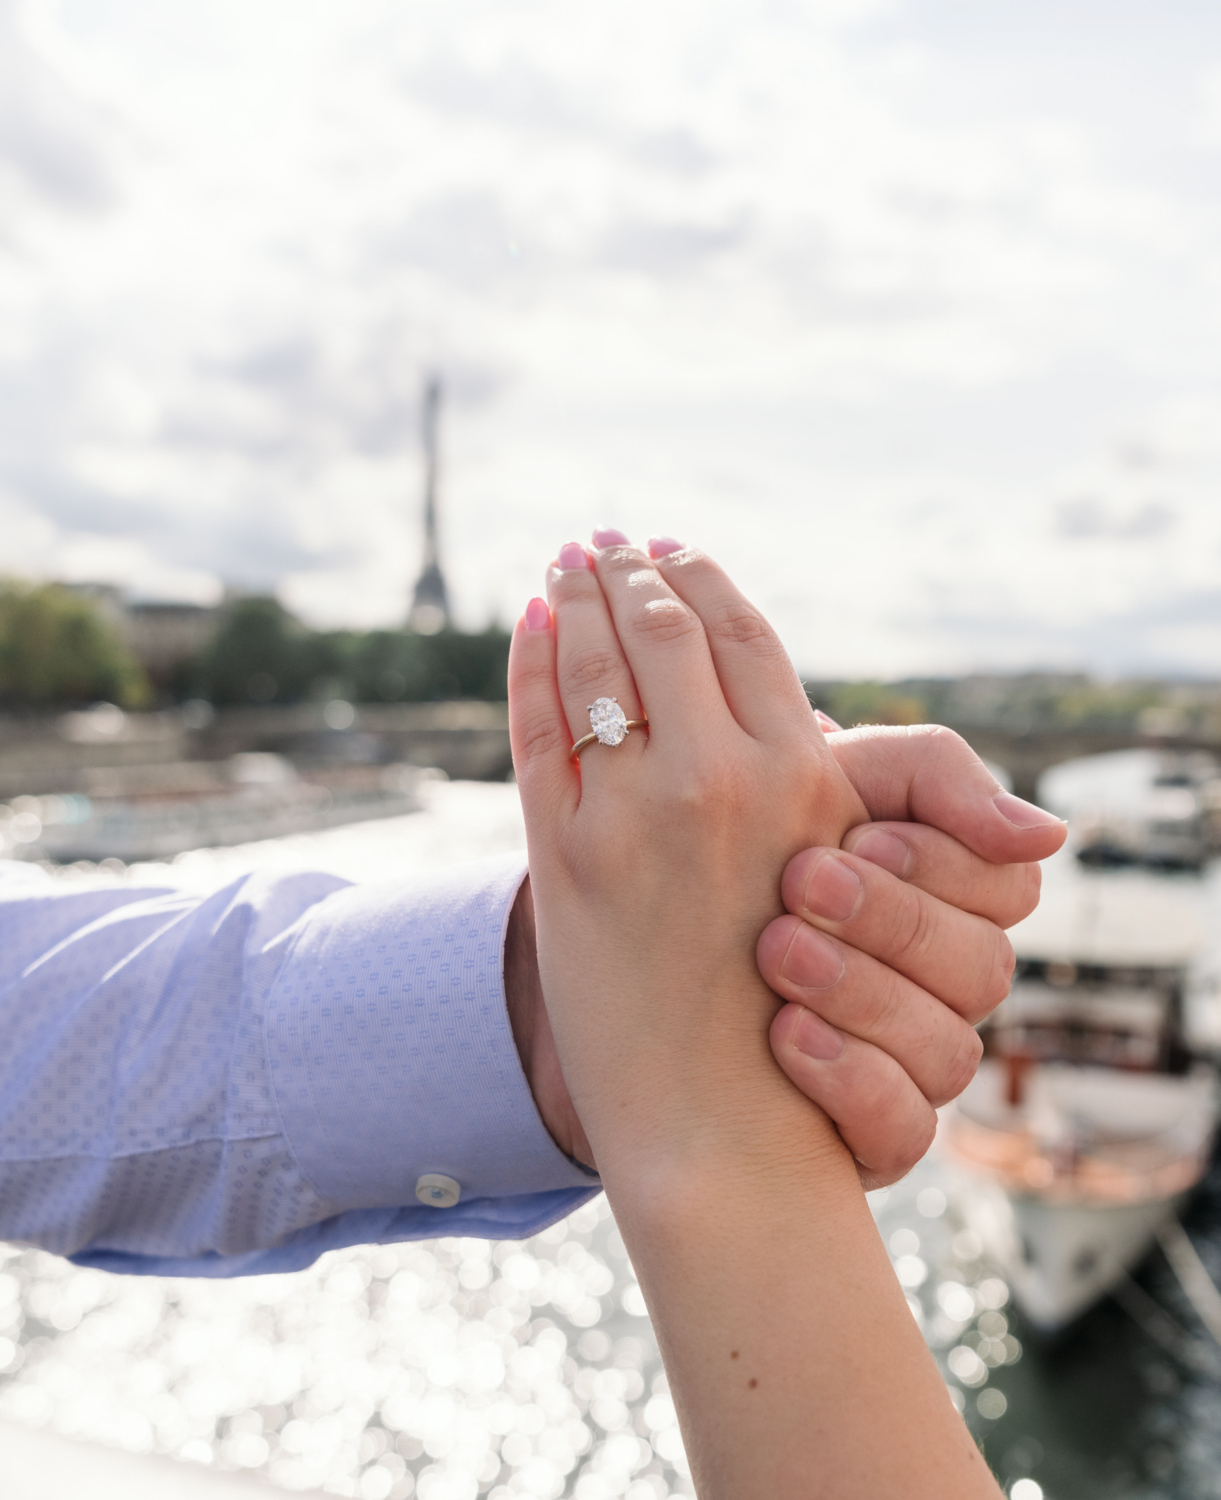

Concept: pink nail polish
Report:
left=647, top=536, right=684, bottom=559
left=791, top=1007, right=845, bottom=1062
left=993, top=791, right=1066, bottom=830
left=557, top=542, right=589, bottom=570
left=591, top=526, right=629, bottom=548
left=524, top=597, right=551, bottom=632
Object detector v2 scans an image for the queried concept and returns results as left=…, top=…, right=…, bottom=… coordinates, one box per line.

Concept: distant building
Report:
left=61, top=581, right=127, bottom=633
left=124, top=602, right=221, bottom=682
left=62, top=584, right=221, bottom=688
left=408, top=376, right=452, bottom=635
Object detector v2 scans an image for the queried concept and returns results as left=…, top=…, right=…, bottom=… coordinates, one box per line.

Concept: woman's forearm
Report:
left=509, top=536, right=1010, bottom=1499
left=600, top=1081, right=1003, bottom=1500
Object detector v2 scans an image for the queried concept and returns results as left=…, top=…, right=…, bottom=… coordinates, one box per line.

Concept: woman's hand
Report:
left=510, top=534, right=869, bottom=1178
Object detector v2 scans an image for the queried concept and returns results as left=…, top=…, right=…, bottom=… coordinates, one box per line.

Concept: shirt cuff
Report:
left=264, top=852, right=596, bottom=1214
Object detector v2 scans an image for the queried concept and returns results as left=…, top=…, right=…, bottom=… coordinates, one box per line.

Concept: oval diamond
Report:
left=588, top=696, right=629, bottom=746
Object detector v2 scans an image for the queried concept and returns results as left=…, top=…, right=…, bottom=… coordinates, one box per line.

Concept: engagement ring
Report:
left=570, top=697, right=649, bottom=760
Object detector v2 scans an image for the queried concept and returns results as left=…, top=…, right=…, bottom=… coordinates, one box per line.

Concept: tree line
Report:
left=4, top=578, right=1216, bottom=734
left=0, top=582, right=511, bottom=710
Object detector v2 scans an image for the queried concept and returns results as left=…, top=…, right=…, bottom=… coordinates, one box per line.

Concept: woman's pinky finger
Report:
left=769, top=1004, right=937, bottom=1191
left=508, top=598, right=580, bottom=827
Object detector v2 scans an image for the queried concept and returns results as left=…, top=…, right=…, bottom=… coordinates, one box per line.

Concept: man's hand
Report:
left=507, top=721, right=1066, bottom=1182
left=763, top=720, right=1065, bottom=1185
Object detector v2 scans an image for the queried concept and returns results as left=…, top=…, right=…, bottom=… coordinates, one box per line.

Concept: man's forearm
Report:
left=0, top=858, right=597, bottom=1274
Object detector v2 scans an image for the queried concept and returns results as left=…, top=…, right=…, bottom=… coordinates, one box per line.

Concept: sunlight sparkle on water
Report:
left=1, top=785, right=1024, bottom=1493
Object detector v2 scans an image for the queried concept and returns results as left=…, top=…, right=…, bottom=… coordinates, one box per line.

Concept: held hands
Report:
left=512, top=533, right=871, bottom=1179
left=508, top=533, right=1066, bottom=1183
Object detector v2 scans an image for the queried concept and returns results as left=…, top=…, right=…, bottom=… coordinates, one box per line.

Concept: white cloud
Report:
left=2, top=0, right=1221, bottom=673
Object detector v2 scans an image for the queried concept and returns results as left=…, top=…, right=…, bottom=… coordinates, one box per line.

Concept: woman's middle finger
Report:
left=587, top=528, right=727, bottom=740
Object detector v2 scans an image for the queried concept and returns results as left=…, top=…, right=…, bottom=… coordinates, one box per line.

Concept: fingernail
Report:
left=779, top=924, right=845, bottom=990
left=801, top=852, right=863, bottom=923
left=591, top=525, right=629, bottom=548
left=993, top=791, right=1066, bottom=830
left=557, top=541, right=590, bottom=570
left=814, top=708, right=843, bottom=733
left=847, top=828, right=912, bottom=879
left=790, top=1006, right=845, bottom=1062
left=647, top=536, right=684, bottom=558
left=524, top=597, right=551, bottom=632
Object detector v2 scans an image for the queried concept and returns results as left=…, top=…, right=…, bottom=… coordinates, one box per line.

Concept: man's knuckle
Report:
left=973, top=931, right=1015, bottom=1013
left=887, top=887, right=936, bottom=969
left=960, top=977, right=1003, bottom=1024
left=1004, top=862, right=1042, bottom=924
left=865, top=1075, right=935, bottom=1176
left=909, top=1110, right=938, bottom=1164
left=850, top=975, right=902, bottom=1035
left=914, top=723, right=971, bottom=759
left=876, top=1127, right=935, bottom=1182
left=998, top=930, right=1017, bottom=981
left=932, top=1026, right=984, bottom=1105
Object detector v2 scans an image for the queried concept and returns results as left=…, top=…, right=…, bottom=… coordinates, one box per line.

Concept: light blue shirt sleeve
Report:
left=0, top=854, right=599, bottom=1277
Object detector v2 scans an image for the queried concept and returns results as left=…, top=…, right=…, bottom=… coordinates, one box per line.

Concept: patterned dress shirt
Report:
left=0, top=854, right=598, bottom=1277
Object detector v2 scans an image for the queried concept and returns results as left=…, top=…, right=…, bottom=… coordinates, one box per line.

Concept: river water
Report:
left=2, top=781, right=1219, bottom=1500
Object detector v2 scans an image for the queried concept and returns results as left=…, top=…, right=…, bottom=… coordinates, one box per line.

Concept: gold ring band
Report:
left=570, top=718, right=648, bottom=761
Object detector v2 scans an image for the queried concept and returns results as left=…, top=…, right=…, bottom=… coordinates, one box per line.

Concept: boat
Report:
left=1039, top=747, right=1221, bottom=870
left=943, top=842, right=1220, bottom=1331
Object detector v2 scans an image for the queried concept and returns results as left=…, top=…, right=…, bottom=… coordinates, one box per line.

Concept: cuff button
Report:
left=416, top=1173, right=462, bottom=1208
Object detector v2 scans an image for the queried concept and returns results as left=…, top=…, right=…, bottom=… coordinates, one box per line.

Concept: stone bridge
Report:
left=0, top=701, right=1209, bottom=805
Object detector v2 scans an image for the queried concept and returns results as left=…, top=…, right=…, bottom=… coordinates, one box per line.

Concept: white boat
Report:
left=1039, top=747, right=1221, bottom=869
left=943, top=847, right=1220, bottom=1330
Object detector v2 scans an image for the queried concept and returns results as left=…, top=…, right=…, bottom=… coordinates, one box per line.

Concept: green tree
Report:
left=0, top=582, right=149, bottom=709
left=186, top=596, right=513, bottom=707
left=809, top=680, right=928, bottom=728
left=341, top=624, right=511, bottom=703
left=192, top=596, right=339, bottom=705
left=413, top=625, right=511, bottom=701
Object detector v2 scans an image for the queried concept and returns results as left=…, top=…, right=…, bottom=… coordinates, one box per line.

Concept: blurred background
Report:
left=5, top=0, right=1221, bottom=675
left=7, top=3, right=1221, bottom=1499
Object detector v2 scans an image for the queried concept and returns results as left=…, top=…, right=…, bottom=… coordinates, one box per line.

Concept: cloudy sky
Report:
left=4, top=0, right=1221, bottom=677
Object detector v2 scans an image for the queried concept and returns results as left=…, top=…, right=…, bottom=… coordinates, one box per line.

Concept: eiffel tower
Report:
left=408, top=376, right=451, bottom=635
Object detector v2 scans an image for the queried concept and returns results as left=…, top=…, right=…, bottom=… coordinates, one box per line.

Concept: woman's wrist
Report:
left=588, top=1050, right=855, bottom=1210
